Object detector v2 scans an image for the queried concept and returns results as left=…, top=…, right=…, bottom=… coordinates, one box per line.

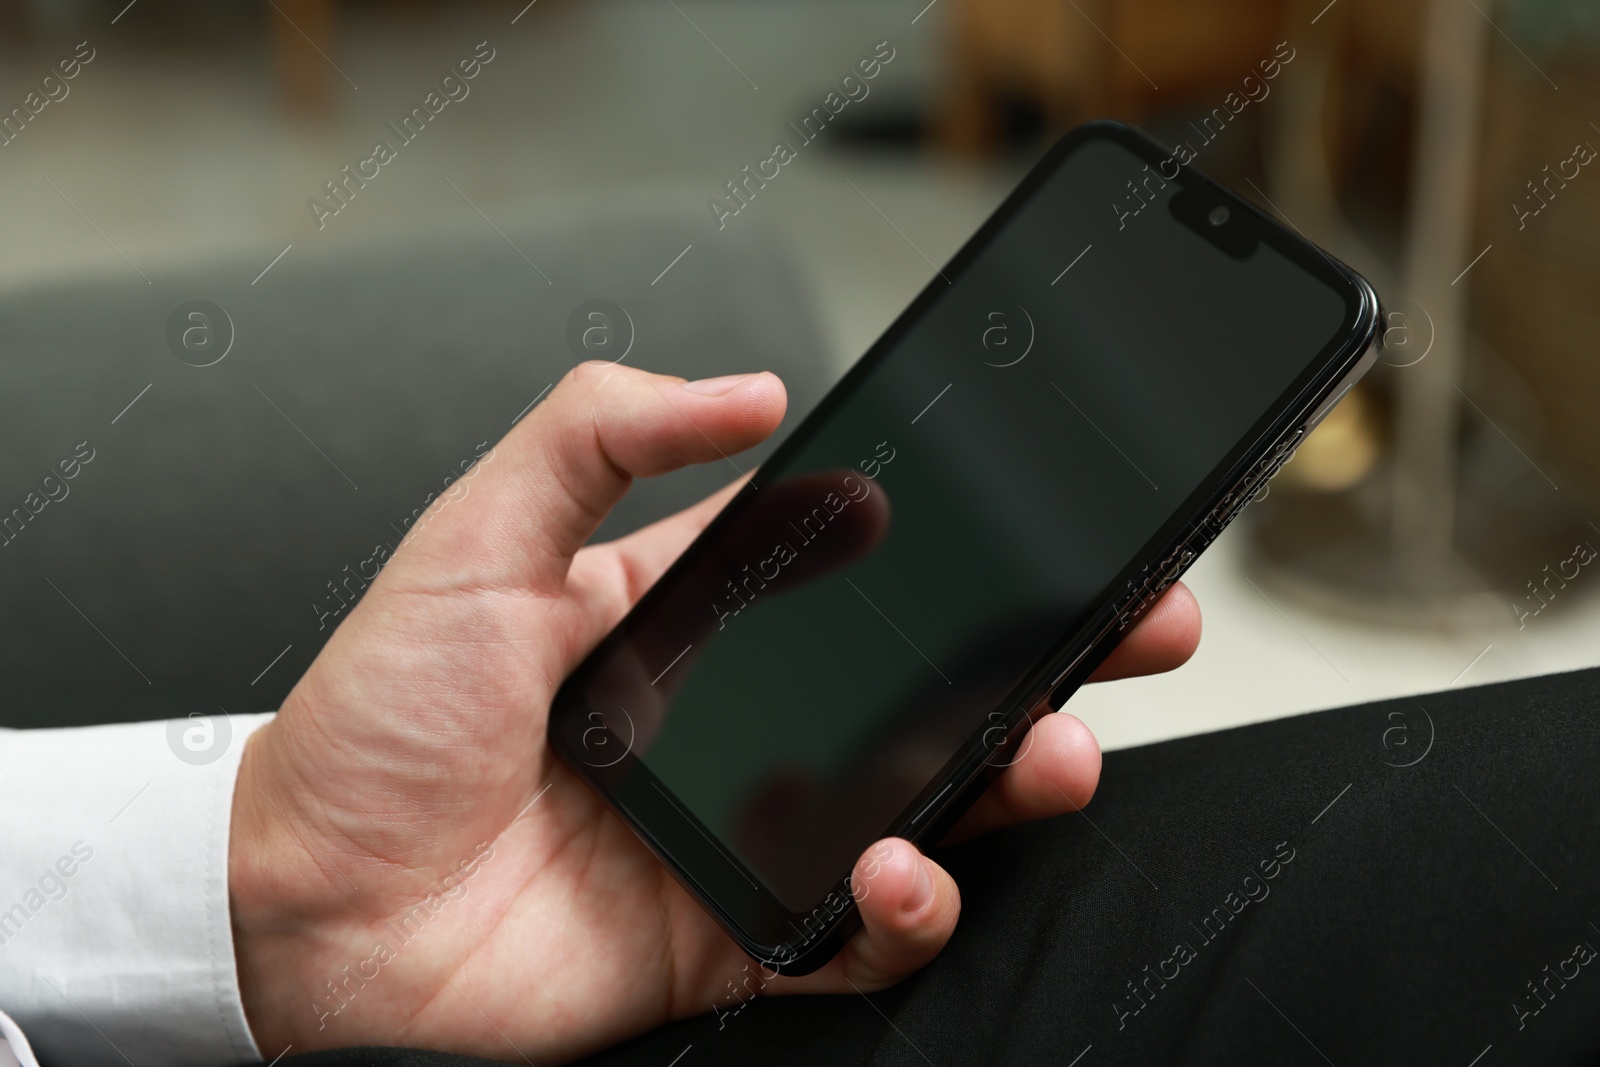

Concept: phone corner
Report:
left=743, top=918, right=859, bottom=978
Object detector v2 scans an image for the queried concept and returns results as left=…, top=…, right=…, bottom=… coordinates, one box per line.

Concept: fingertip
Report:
left=769, top=841, right=958, bottom=997
left=736, top=370, right=789, bottom=429
left=1040, top=711, right=1101, bottom=810
left=853, top=838, right=915, bottom=919
left=1088, top=580, right=1202, bottom=682
left=935, top=707, right=1107, bottom=846
left=1138, top=580, right=1201, bottom=656
left=680, top=369, right=786, bottom=414
left=848, top=839, right=959, bottom=982
left=1060, top=708, right=1097, bottom=740
left=1158, top=579, right=1202, bottom=647
left=952, top=711, right=1100, bottom=839
left=660, top=371, right=784, bottom=460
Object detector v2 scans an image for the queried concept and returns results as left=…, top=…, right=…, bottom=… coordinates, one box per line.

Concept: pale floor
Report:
left=3, top=0, right=1596, bottom=749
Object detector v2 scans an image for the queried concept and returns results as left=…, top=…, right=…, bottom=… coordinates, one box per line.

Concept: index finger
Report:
left=1086, top=581, right=1201, bottom=683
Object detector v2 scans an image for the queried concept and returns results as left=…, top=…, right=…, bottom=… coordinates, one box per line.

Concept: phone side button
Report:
left=1049, top=644, right=1095, bottom=690
left=1302, top=382, right=1353, bottom=434
left=905, top=781, right=955, bottom=834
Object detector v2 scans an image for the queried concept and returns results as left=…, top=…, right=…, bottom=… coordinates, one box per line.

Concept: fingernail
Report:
left=682, top=373, right=756, bottom=396
left=903, top=857, right=934, bottom=915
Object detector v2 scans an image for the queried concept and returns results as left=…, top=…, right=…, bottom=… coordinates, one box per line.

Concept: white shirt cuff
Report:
left=0, top=712, right=274, bottom=1067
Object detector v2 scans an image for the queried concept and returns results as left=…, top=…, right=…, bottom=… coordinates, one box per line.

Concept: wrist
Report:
left=230, top=724, right=294, bottom=1051
left=229, top=721, right=351, bottom=1052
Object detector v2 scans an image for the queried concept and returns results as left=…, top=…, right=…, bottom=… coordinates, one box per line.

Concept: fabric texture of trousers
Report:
left=276, top=665, right=1600, bottom=1067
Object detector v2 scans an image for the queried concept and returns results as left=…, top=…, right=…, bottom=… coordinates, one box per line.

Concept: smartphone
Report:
left=548, top=120, right=1380, bottom=975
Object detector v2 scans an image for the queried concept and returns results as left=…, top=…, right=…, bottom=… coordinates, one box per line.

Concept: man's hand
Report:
left=229, top=363, right=1201, bottom=1064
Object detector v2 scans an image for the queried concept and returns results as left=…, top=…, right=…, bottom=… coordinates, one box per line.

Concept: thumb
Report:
left=388, top=362, right=787, bottom=595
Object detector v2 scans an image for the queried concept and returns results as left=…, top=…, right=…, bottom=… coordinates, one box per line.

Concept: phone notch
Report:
left=1168, top=185, right=1259, bottom=259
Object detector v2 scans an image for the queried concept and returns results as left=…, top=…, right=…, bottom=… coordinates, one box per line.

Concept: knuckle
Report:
left=565, top=359, right=635, bottom=391
left=560, top=361, right=600, bottom=392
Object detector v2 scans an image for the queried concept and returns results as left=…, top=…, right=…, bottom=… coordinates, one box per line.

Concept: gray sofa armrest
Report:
left=0, top=211, right=833, bottom=727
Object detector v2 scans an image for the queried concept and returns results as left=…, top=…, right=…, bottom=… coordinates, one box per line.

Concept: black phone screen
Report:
left=556, top=126, right=1367, bottom=922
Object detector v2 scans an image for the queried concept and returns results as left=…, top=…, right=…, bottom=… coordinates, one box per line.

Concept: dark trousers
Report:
left=283, top=665, right=1600, bottom=1067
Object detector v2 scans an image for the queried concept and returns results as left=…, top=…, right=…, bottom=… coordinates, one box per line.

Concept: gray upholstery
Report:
left=0, top=213, right=833, bottom=727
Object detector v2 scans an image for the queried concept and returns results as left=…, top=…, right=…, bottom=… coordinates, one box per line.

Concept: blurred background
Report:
left=0, top=0, right=1597, bottom=749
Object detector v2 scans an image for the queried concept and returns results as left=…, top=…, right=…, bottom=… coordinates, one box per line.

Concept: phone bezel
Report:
left=548, top=120, right=1381, bottom=975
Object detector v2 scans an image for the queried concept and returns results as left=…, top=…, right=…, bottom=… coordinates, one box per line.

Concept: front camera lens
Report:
left=1208, top=205, right=1231, bottom=227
